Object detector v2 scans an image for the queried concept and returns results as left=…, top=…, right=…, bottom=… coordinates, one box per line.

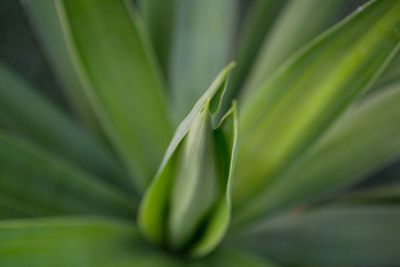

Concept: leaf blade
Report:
left=235, top=0, right=400, bottom=209
left=57, top=0, right=172, bottom=192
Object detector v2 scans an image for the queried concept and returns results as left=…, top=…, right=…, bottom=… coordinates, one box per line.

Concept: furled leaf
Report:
left=21, top=0, right=98, bottom=131
left=169, top=0, right=237, bottom=122
left=244, top=0, right=347, bottom=91
left=224, top=0, right=288, bottom=103
left=234, top=206, right=400, bottom=267
left=0, top=63, right=130, bottom=190
left=235, top=82, right=400, bottom=225
left=139, top=64, right=237, bottom=257
left=57, top=0, right=172, bottom=192
left=0, top=133, right=133, bottom=218
left=234, top=0, right=400, bottom=208
left=138, top=0, right=176, bottom=74
left=0, top=217, right=178, bottom=267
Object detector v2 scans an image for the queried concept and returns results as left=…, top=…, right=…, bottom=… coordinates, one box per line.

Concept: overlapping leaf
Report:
left=0, top=63, right=129, bottom=190
left=235, top=0, right=400, bottom=211
left=139, top=64, right=237, bottom=257
left=57, top=0, right=172, bottom=192
left=0, top=133, right=133, bottom=218
left=234, top=206, right=400, bottom=267
left=235, top=82, right=400, bottom=224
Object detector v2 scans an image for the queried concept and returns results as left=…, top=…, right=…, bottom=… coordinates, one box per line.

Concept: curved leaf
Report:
left=57, top=0, right=172, bottom=192
left=245, top=0, right=347, bottom=91
left=236, top=82, right=400, bottom=224
left=235, top=0, right=400, bottom=209
left=0, top=133, right=133, bottom=218
left=234, top=206, right=400, bottom=267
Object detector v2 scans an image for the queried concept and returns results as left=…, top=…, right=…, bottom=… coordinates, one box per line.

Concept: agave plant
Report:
left=0, top=0, right=400, bottom=266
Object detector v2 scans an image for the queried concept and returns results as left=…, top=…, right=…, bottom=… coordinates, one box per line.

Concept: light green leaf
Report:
left=139, top=64, right=237, bottom=257
left=21, top=0, right=99, bottom=132
left=0, top=217, right=178, bottom=267
left=235, top=82, right=400, bottom=224
left=169, top=0, right=238, bottom=122
left=57, top=0, right=172, bottom=192
left=0, top=63, right=130, bottom=190
left=0, top=133, right=133, bottom=218
left=234, top=206, right=400, bottom=267
left=235, top=0, right=400, bottom=208
left=138, top=0, right=176, bottom=74
left=245, top=0, right=347, bottom=92
left=224, top=0, right=288, bottom=103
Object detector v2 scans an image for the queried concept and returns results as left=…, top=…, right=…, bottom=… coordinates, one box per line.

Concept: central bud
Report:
left=138, top=64, right=237, bottom=257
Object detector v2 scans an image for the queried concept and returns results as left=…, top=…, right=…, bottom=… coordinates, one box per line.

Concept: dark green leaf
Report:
left=0, top=63, right=130, bottom=190
left=0, top=217, right=178, bottom=267
left=234, top=206, right=400, bottom=267
left=57, top=0, right=172, bottom=192
left=138, top=0, right=176, bottom=74
left=22, top=0, right=99, bottom=132
left=0, top=133, right=133, bottom=218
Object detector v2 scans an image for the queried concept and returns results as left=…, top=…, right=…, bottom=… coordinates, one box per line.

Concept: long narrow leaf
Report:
left=21, top=0, right=99, bottom=131
left=234, top=206, right=400, bottom=267
left=235, top=0, right=400, bottom=208
left=0, top=63, right=129, bottom=190
left=224, top=0, right=288, bottom=103
left=57, top=0, right=172, bottom=192
left=138, top=0, right=176, bottom=74
left=169, top=0, right=237, bottom=122
left=0, top=133, right=133, bottom=218
left=236, top=82, right=400, bottom=225
left=245, top=0, right=347, bottom=91
left=0, top=217, right=177, bottom=267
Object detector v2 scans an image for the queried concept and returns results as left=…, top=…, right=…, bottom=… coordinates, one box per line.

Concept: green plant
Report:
left=0, top=0, right=400, bottom=266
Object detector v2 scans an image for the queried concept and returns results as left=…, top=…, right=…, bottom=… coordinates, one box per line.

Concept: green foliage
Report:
left=0, top=0, right=399, bottom=266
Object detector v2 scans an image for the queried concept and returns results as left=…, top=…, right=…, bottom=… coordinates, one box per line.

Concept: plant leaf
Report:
left=21, top=0, right=99, bottom=132
left=234, top=0, right=400, bottom=209
left=223, top=0, right=288, bottom=103
left=57, top=0, right=172, bottom=192
left=373, top=52, right=400, bottom=89
left=244, top=0, right=348, bottom=92
left=139, top=64, right=237, bottom=256
left=233, top=206, right=400, bottom=267
left=235, top=82, right=400, bottom=225
left=169, top=0, right=238, bottom=122
left=0, top=217, right=178, bottom=267
left=196, top=247, right=281, bottom=267
left=0, top=132, right=133, bottom=218
left=138, top=0, right=176, bottom=74
left=0, top=63, right=130, bottom=190
left=340, top=183, right=400, bottom=204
